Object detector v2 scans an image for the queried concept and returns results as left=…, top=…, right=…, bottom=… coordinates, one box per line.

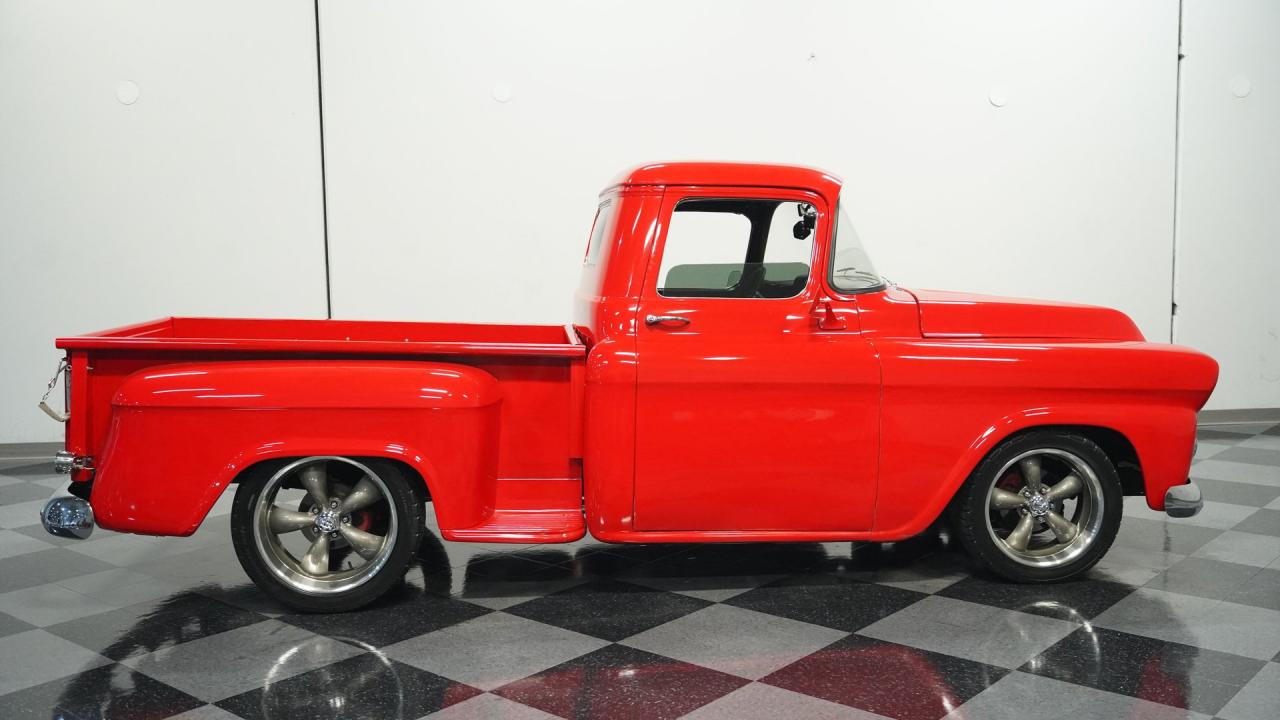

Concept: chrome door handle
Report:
left=645, top=314, right=690, bottom=327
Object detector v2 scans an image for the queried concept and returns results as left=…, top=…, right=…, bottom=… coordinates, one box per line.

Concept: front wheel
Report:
left=951, top=431, right=1122, bottom=583
left=231, top=456, right=424, bottom=612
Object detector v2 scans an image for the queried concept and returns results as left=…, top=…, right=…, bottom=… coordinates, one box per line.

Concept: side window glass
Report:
left=577, top=200, right=616, bottom=297
left=656, top=198, right=815, bottom=298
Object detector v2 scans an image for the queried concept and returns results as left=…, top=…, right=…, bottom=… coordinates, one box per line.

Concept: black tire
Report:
left=230, top=457, right=425, bottom=612
left=950, top=430, right=1123, bottom=583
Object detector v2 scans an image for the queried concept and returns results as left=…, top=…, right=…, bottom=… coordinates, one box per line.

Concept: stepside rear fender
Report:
left=92, top=360, right=501, bottom=535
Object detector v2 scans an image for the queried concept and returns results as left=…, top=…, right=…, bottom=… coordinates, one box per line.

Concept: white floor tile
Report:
left=1192, top=460, right=1280, bottom=488
left=684, top=682, right=887, bottom=720
left=1217, top=662, right=1280, bottom=720
left=425, top=693, right=559, bottom=720
left=858, top=595, right=1078, bottom=669
left=0, top=629, right=111, bottom=695
left=0, top=528, right=55, bottom=559
left=385, top=613, right=608, bottom=691
left=0, top=582, right=116, bottom=626
left=622, top=604, right=846, bottom=680
left=0, top=500, right=48, bottom=529
left=55, top=568, right=182, bottom=607
left=1094, top=588, right=1280, bottom=661
left=1191, top=531, right=1280, bottom=567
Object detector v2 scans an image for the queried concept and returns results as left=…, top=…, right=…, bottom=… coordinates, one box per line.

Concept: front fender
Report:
left=91, top=360, right=501, bottom=535
left=871, top=339, right=1217, bottom=537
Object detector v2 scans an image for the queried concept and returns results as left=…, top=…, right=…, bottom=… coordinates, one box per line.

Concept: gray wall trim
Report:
left=0, top=441, right=61, bottom=460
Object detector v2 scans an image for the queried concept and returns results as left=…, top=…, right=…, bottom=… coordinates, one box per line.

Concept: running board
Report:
left=442, top=478, right=585, bottom=543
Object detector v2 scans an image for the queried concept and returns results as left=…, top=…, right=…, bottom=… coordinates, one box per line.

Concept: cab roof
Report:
left=606, top=161, right=844, bottom=204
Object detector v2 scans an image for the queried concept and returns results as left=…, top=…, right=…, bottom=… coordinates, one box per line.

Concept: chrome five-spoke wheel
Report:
left=231, top=456, right=424, bottom=612
left=953, top=431, right=1122, bottom=583
left=253, top=456, right=398, bottom=595
left=984, top=449, right=1104, bottom=568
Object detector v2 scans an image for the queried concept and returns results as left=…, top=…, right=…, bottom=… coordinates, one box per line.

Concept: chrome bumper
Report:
left=40, top=496, right=94, bottom=539
left=1164, top=481, right=1203, bottom=519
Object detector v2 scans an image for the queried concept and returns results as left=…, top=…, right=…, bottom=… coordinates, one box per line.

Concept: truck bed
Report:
left=57, top=317, right=588, bottom=542
left=56, top=316, right=585, bottom=358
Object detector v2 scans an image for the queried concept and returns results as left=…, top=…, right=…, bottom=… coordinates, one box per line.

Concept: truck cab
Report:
left=576, top=164, right=883, bottom=537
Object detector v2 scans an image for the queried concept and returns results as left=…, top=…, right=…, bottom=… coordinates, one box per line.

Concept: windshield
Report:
left=828, top=201, right=884, bottom=292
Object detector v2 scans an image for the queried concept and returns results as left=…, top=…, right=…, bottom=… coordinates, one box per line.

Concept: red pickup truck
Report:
left=41, top=162, right=1217, bottom=612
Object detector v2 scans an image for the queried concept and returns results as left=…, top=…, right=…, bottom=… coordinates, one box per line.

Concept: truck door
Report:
left=632, top=187, right=880, bottom=532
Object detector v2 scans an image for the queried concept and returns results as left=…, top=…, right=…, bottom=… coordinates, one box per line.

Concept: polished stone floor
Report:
left=1, top=423, right=1280, bottom=719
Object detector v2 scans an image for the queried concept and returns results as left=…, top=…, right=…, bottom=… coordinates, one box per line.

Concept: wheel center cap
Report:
left=315, top=509, right=341, bottom=533
left=1026, top=493, right=1051, bottom=517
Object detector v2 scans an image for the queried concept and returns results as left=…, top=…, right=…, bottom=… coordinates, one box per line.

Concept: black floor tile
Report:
left=1113, top=517, right=1223, bottom=556
left=430, top=554, right=588, bottom=604
left=1192, top=478, right=1280, bottom=508
left=0, top=461, right=56, bottom=477
left=217, top=653, right=480, bottom=720
left=1215, top=446, right=1280, bottom=468
left=494, top=643, right=749, bottom=720
left=938, top=575, right=1135, bottom=620
left=1022, top=626, right=1265, bottom=716
left=1233, top=509, right=1280, bottom=537
left=763, top=635, right=1007, bottom=720
left=505, top=579, right=710, bottom=642
left=508, top=544, right=583, bottom=564
left=556, top=546, right=653, bottom=577
left=625, top=542, right=830, bottom=580
left=1197, top=429, right=1253, bottom=442
left=0, top=662, right=203, bottom=720
left=196, top=582, right=296, bottom=616
left=0, top=548, right=117, bottom=594
left=839, top=531, right=961, bottom=572
left=726, top=574, right=926, bottom=632
left=281, top=583, right=492, bottom=647
left=466, top=553, right=577, bottom=582
left=0, top=610, right=35, bottom=638
left=45, top=591, right=267, bottom=661
left=699, top=542, right=835, bottom=576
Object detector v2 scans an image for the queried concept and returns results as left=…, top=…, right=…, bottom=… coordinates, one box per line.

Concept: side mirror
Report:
left=793, top=203, right=817, bottom=239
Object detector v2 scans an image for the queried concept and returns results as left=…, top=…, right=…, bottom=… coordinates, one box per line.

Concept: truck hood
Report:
left=903, top=288, right=1144, bottom=341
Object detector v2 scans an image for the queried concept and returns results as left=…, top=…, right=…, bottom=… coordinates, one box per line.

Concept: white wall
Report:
left=1174, top=0, right=1280, bottom=410
left=1, top=0, right=1275, bottom=444
left=0, top=0, right=328, bottom=443
left=320, top=0, right=1179, bottom=343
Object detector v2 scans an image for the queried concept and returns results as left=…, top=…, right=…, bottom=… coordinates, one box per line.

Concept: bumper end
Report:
left=1164, top=481, right=1203, bottom=519
left=40, top=496, right=94, bottom=539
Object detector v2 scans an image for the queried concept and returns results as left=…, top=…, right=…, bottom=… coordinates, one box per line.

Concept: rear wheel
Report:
left=231, top=456, right=424, bottom=612
left=951, top=431, right=1122, bottom=583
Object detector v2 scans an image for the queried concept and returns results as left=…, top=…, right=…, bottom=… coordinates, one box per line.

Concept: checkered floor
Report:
left=2, top=424, right=1280, bottom=720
